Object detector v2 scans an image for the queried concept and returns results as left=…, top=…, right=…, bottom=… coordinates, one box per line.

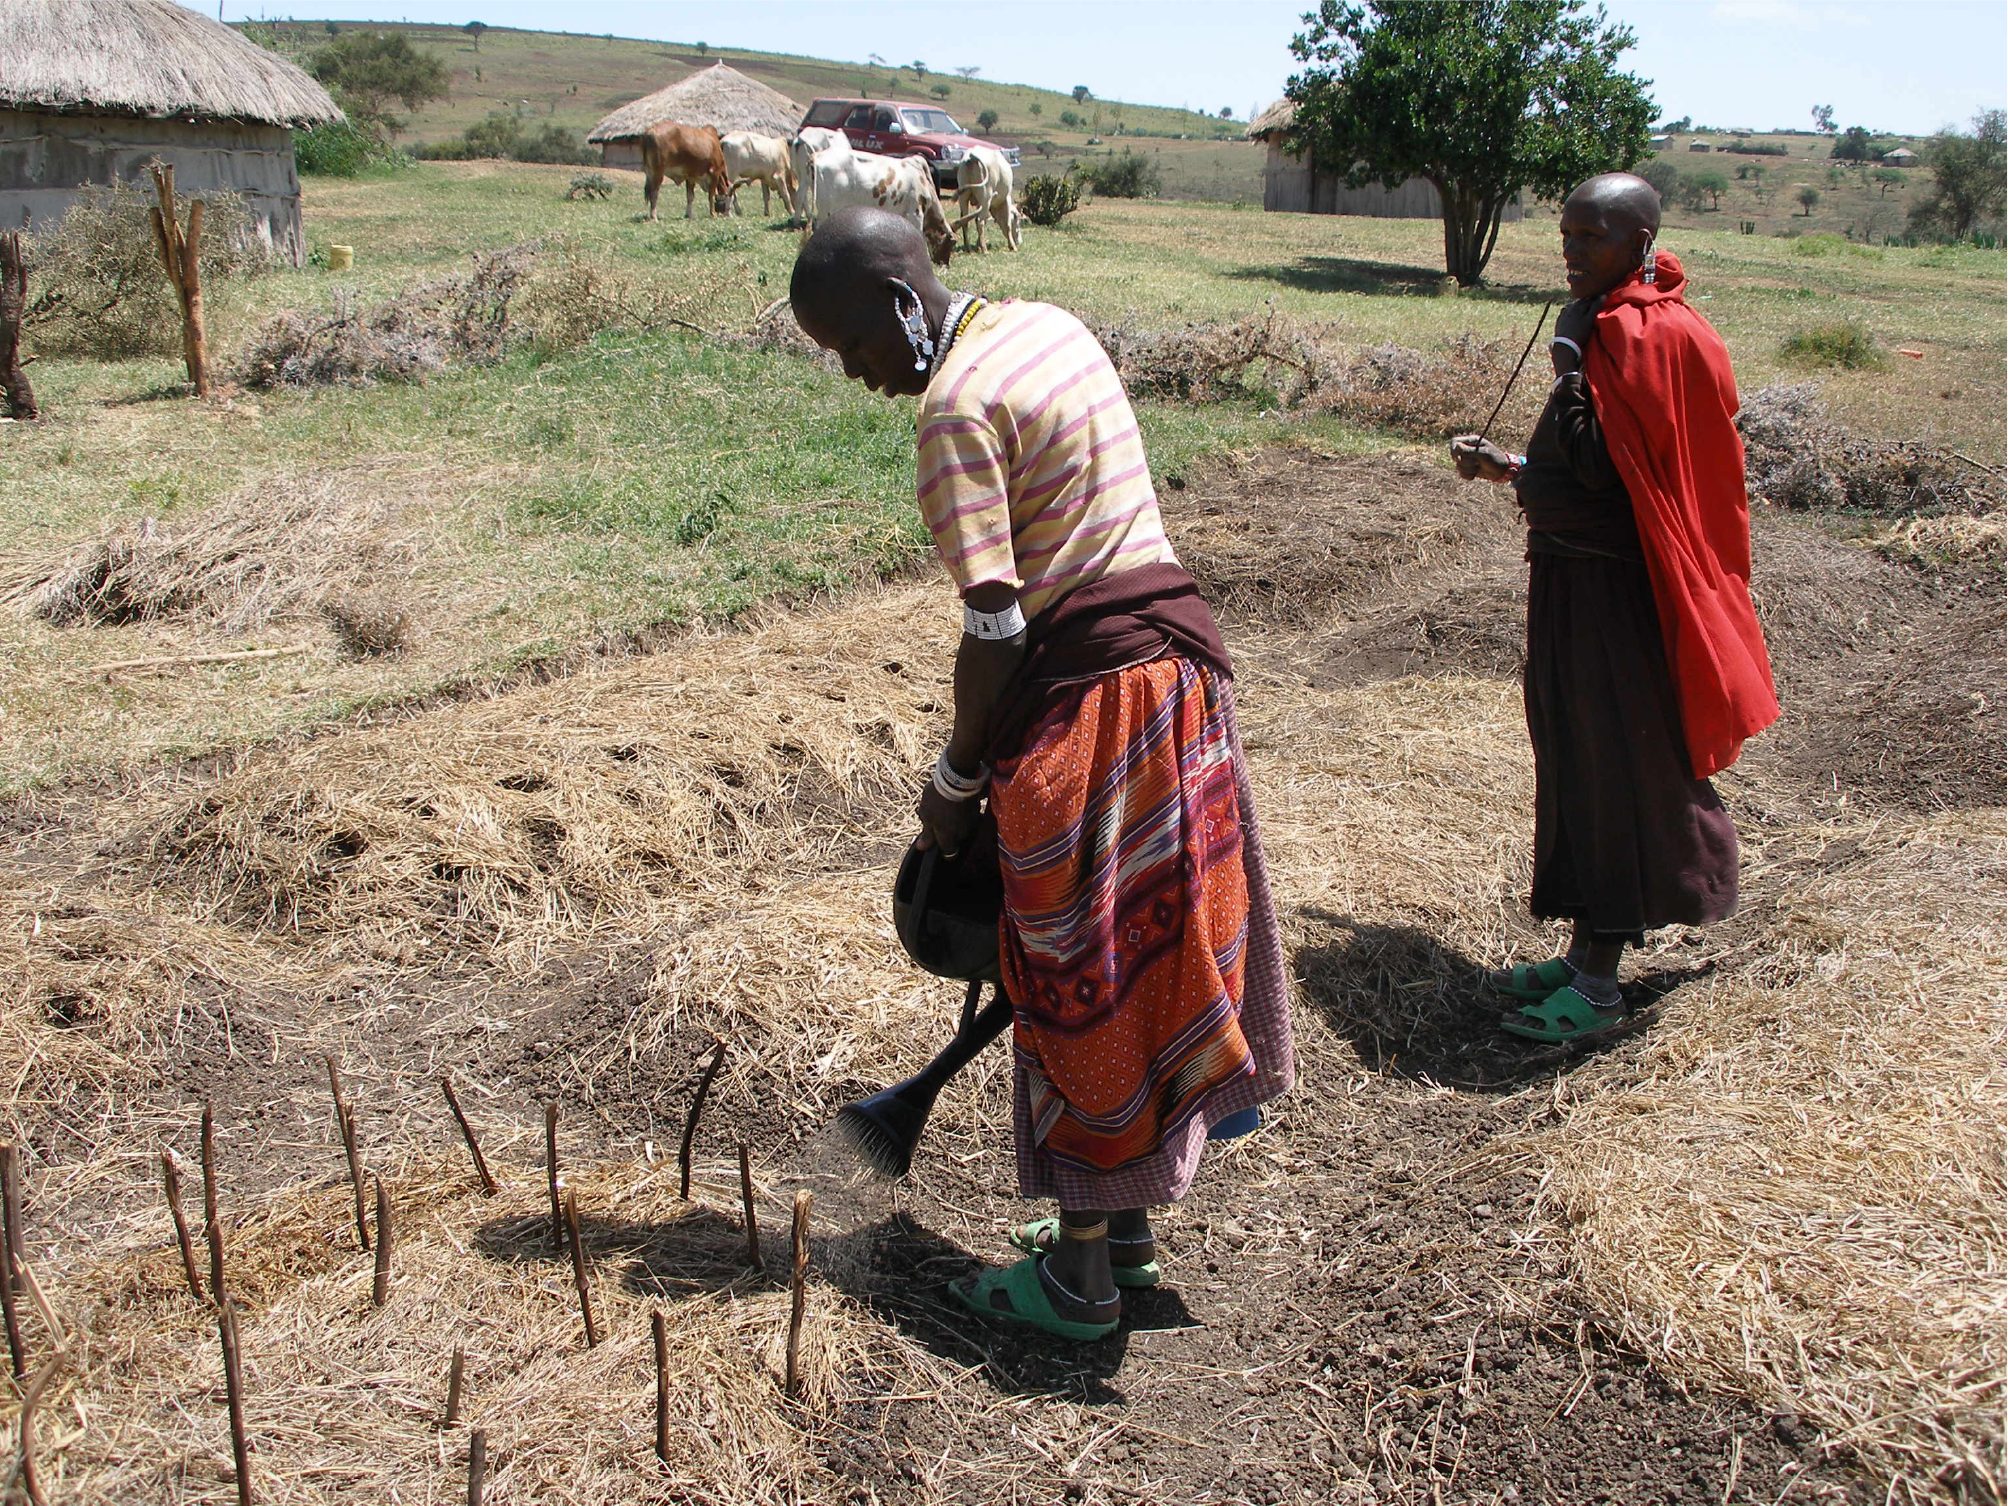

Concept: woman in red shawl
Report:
left=1451, top=173, right=1778, bottom=1042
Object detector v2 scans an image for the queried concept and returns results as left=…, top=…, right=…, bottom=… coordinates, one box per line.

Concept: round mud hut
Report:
left=0, top=0, right=342, bottom=265
left=588, top=62, right=803, bottom=171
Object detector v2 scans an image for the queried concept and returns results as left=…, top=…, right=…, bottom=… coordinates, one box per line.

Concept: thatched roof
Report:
left=588, top=62, right=802, bottom=143
left=0, top=0, right=341, bottom=126
left=1246, top=98, right=1295, bottom=141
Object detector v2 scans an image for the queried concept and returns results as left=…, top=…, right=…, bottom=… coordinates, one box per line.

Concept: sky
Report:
left=195, top=0, right=2006, bottom=137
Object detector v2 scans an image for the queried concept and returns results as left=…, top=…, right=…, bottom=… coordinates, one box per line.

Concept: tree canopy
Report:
left=308, top=32, right=450, bottom=133
left=1830, top=125, right=1878, bottom=162
left=1908, top=110, right=2006, bottom=241
left=1284, top=0, right=1655, bottom=285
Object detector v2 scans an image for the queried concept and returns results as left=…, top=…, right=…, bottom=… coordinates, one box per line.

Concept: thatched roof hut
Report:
left=1244, top=97, right=1521, bottom=223
left=588, top=62, right=803, bottom=169
left=0, top=0, right=341, bottom=265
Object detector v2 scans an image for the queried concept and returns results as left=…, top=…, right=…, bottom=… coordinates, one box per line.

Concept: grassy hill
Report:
left=239, top=19, right=1268, bottom=201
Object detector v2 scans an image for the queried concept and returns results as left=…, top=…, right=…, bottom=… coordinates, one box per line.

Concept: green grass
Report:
left=1780, top=320, right=1883, bottom=370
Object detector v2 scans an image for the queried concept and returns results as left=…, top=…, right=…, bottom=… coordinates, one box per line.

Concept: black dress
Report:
left=1512, top=372, right=1738, bottom=942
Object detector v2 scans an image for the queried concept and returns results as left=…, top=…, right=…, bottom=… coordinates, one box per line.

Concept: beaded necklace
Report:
left=926, top=293, right=986, bottom=382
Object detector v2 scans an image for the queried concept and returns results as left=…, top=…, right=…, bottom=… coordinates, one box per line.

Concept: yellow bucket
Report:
left=327, top=245, right=354, bottom=270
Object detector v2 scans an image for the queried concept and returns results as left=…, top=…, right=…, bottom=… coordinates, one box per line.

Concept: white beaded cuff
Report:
left=932, top=751, right=990, bottom=803
left=962, top=600, right=1026, bottom=640
left=1549, top=335, right=1584, bottom=361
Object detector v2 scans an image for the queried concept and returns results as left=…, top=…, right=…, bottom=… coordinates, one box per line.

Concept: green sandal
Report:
left=1493, top=956, right=1576, bottom=1000
left=1500, top=984, right=1628, bottom=1043
left=1007, top=1219, right=1162, bottom=1288
left=949, top=1256, right=1120, bottom=1342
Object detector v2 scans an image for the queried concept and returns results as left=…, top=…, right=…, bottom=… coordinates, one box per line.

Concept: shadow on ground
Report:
left=1225, top=255, right=1556, bottom=305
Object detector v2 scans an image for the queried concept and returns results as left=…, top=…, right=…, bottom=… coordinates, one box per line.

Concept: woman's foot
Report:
left=1009, top=1209, right=1160, bottom=1286
left=950, top=1255, right=1120, bottom=1340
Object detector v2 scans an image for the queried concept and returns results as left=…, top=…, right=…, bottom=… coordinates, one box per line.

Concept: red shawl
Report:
left=1583, top=250, right=1779, bottom=777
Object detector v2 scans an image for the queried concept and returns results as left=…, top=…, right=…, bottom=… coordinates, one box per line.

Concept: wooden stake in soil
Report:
left=15, top=1349, right=63, bottom=1506
left=543, top=1100, right=562, bottom=1247
left=326, top=1057, right=370, bottom=1252
left=147, top=162, right=212, bottom=399
left=440, top=1076, right=499, bottom=1194
left=0, top=1144, right=26, bottom=1383
left=206, top=1216, right=228, bottom=1320
left=200, top=1099, right=220, bottom=1234
left=467, top=1428, right=487, bottom=1506
left=370, top=1175, right=393, bottom=1309
left=783, top=1190, right=811, bottom=1401
left=443, top=1343, right=466, bottom=1428
left=737, top=1143, right=763, bottom=1272
left=218, top=1300, right=252, bottom=1506
left=562, top=1191, right=598, bottom=1349
left=651, top=1309, right=669, bottom=1468
left=160, top=1149, right=207, bottom=1305
left=0, top=232, right=38, bottom=422
left=678, top=1037, right=727, bottom=1200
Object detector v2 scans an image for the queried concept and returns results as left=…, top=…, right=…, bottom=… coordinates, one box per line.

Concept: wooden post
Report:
left=784, top=1190, right=811, bottom=1400
left=563, top=1192, right=597, bottom=1349
left=147, top=162, right=212, bottom=398
left=0, top=233, right=38, bottom=422
left=15, top=1350, right=62, bottom=1506
left=467, top=1428, right=487, bottom=1506
left=200, top=1100, right=220, bottom=1238
left=678, top=1038, right=727, bottom=1200
left=218, top=1300, right=252, bottom=1506
left=651, top=1310, right=669, bottom=1468
left=443, top=1343, right=465, bottom=1428
left=737, top=1144, right=763, bottom=1273
left=0, top=1145, right=25, bottom=1383
left=206, top=1216, right=228, bottom=1320
left=326, top=1058, right=370, bottom=1252
left=543, top=1101, right=562, bottom=1247
left=441, top=1076, right=499, bottom=1194
left=370, top=1175, right=392, bottom=1309
left=161, top=1149, right=207, bottom=1305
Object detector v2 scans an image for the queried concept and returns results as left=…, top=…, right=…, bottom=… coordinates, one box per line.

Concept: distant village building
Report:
left=1689, top=141, right=1714, bottom=153
left=588, top=62, right=803, bottom=170
left=1246, top=100, right=1523, bottom=222
left=0, top=0, right=341, bottom=265
left=1882, top=147, right=1918, bottom=167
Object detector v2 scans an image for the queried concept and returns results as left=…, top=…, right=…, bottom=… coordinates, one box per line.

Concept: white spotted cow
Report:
left=795, top=134, right=954, bottom=267
left=720, top=131, right=797, bottom=217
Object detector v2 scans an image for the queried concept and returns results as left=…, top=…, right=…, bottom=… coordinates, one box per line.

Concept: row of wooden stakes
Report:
left=3, top=1039, right=812, bottom=1506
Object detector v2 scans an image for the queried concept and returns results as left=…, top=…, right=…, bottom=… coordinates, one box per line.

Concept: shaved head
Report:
left=1557, top=172, right=1663, bottom=301
left=1565, top=172, right=1662, bottom=238
left=791, top=207, right=937, bottom=319
left=790, top=207, right=952, bottom=399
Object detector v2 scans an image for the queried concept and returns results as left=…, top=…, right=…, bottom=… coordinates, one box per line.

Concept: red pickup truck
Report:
left=799, top=98, right=1020, bottom=191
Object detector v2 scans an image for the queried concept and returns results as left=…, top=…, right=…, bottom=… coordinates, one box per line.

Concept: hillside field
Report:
left=0, top=156, right=2001, bottom=1506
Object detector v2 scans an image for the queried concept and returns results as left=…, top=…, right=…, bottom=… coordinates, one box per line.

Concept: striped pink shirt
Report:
left=916, top=300, right=1174, bottom=620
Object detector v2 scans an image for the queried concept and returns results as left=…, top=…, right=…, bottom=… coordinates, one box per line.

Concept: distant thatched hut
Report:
left=1882, top=147, right=1918, bottom=167
left=588, top=62, right=804, bottom=171
left=1246, top=100, right=1522, bottom=222
left=0, top=0, right=341, bottom=265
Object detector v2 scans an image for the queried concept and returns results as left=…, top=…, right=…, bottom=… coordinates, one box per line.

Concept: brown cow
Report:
left=640, top=122, right=731, bottom=222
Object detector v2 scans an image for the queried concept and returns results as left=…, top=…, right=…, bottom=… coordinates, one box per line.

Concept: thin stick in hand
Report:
left=441, top=1076, right=498, bottom=1194
left=783, top=1190, right=811, bottom=1400
left=161, top=1150, right=206, bottom=1305
left=1479, top=299, right=1554, bottom=443
left=678, top=1038, right=727, bottom=1200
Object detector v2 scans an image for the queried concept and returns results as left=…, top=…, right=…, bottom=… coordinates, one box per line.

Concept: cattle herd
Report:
left=637, top=119, right=1021, bottom=265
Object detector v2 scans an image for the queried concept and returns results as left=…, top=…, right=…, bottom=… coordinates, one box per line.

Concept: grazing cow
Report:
left=640, top=122, right=731, bottom=221
left=802, top=141, right=955, bottom=267
left=720, top=131, right=797, bottom=217
left=952, top=144, right=1022, bottom=253
left=787, top=127, right=846, bottom=223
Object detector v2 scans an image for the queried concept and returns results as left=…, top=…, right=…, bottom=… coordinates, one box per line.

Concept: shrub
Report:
left=566, top=172, right=614, bottom=200
left=22, top=181, right=259, bottom=360
left=1078, top=149, right=1162, bottom=199
left=417, top=111, right=596, bottom=165
left=976, top=109, right=999, bottom=132
left=1019, top=172, right=1082, bottom=226
left=1639, top=157, right=1680, bottom=201
left=1058, top=109, right=1083, bottom=128
left=294, top=119, right=412, bottom=176
left=1779, top=320, right=1880, bottom=369
left=1739, top=381, right=1999, bottom=517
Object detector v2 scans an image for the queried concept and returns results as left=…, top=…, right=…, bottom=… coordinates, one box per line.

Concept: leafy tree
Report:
left=955, top=66, right=981, bottom=79
left=308, top=32, right=450, bottom=133
left=930, top=83, right=951, bottom=100
left=1285, top=0, right=1654, bottom=285
left=1830, top=125, right=1875, bottom=161
left=462, top=20, right=486, bottom=50
left=1028, top=101, right=1042, bottom=117
left=1687, top=168, right=1728, bottom=209
left=1639, top=156, right=1680, bottom=200
left=695, top=41, right=709, bottom=55
left=1658, top=114, right=1691, bottom=133
left=1870, top=166, right=1904, bottom=197
left=1072, top=85, right=1091, bottom=103
left=324, top=19, right=339, bottom=35
left=1796, top=185, right=1821, bottom=216
left=1908, top=110, right=2006, bottom=239
left=977, top=109, right=1000, bottom=132
left=911, top=60, right=928, bottom=78
left=1811, top=104, right=1835, bottom=135
left=1059, top=109, right=1083, bottom=128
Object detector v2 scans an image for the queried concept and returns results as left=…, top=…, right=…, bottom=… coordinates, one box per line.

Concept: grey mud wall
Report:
left=0, top=110, right=307, bottom=265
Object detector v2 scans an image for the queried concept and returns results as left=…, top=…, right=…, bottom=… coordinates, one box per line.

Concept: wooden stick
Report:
left=206, top=1216, right=227, bottom=1318
left=467, top=1428, right=487, bottom=1506
left=0, top=1145, right=24, bottom=1383
left=91, top=643, right=312, bottom=677
left=737, top=1144, right=763, bottom=1272
left=562, top=1192, right=597, bottom=1349
left=161, top=1150, right=206, bottom=1305
left=783, top=1190, right=811, bottom=1400
left=651, top=1310, right=669, bottom=1468
left=1477, top=299, right=1553, bottom=443
left=678, top=1038, right=727, bottom=1200
left=370, top=1175, right=392, bottom=1309
left=15, top=1348, right=62, bottom=1506
left=443, top=1343, right=465, bottom=1428
left=200, top=1099, right=219, bottom=1234
left=0, top=233, right=38, bottom=422
left=218, top=1300, right=252, bottom=1506
left=326, top=1058, right=370, bottom=1253
left=149, top=161, right=211, bottom=397
left=543, top=1101, right=562, bottom=1247
left=440, top=1076, right=498, bottom=1194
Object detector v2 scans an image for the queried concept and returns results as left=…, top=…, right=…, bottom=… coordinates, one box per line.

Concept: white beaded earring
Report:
left=893, top=279, right=933, bottom=371
left=1640, top=233, right=1658, bottom=285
